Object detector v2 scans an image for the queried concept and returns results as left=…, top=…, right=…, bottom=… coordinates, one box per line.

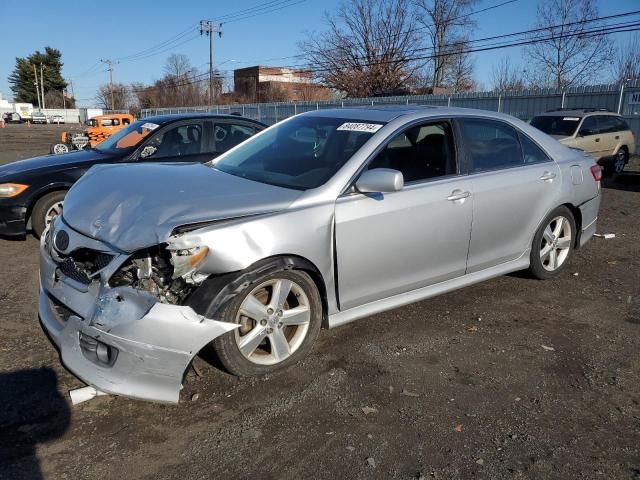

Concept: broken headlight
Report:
left=168, top=246, right=209, bottom=278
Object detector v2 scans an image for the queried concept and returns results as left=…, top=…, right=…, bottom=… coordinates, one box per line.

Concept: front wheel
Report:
left=31, top=191, right=66, bottom=238
left=529, top=206, right=576, bottom=280
left=51, top=143, right=69, bottom=154
left=212, top=269, right=322, bottom=376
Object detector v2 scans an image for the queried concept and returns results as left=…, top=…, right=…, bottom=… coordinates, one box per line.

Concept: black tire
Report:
left=212, top=269, right=322, bottom=376
left=529, top=206, right=576, bottom=280
left=31, top=191, right=66, bottom=239
left=602, top=147, right=628, bottom=179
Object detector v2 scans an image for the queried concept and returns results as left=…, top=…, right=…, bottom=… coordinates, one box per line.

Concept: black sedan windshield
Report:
left=94, top=120, right=160, bottom=153
left=212, top=116, right=383, bottom=190
left=531, top=115, right=581, bottom=137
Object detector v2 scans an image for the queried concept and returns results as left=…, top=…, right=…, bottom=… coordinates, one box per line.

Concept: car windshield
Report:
left=94, top=120, right=160, bottom=153
left=531, top=115, right=581, bottom=137
left=212, top=116, right=384, bottom=190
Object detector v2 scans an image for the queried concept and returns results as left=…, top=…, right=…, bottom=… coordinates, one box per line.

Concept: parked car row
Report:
left=20, top=106, right=602, bottom=403
left=1, top=111, right=66, bottom=124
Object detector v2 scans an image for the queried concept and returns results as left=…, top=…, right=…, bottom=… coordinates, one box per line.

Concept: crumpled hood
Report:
left=62, top=162, right=303, bottom=252
left=0, top=149, right=111, bottom=178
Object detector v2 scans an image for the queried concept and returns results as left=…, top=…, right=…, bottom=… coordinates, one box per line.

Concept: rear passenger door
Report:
left=210, top=121, right=260, bottom=159
left=458, top=118, right=561, bottom=273
left=596, top=115, right=621, bottom=156
left=576, top=116, right=605, bottom=159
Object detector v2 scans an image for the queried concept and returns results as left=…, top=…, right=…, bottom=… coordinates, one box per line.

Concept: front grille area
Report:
left=59, top=258, right=91, bottom=284
left=55, top=248, right=114, bottom=285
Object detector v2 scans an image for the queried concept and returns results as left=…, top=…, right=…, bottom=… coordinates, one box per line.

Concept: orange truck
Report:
left=51, top=113, right=134, bottom=154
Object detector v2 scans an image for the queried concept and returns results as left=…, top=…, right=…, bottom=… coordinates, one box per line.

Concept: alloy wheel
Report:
left=234, top=278, right=311, bottom=365
left=44, top=201, right=64, bottom=227
left=540, top=216, right=572, bottom=272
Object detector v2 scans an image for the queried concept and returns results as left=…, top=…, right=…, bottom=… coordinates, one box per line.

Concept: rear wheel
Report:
left=31, top=191, right=66, bottom=238
left=212, top=269, right=322, bottom=376
left=529, top=206, right=575, bottom=280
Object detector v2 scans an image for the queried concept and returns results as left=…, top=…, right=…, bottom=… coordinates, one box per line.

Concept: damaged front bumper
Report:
left=38, top=220, right=237, bottom=403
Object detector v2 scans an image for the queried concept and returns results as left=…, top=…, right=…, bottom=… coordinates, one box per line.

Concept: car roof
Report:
left=300, top=105, right=525, bottom=123
left=535, top=109, right=620, bottom=117
left=140, top=113, right=267, bottom=126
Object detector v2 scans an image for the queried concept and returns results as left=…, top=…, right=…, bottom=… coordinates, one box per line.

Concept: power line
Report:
left=127, top=18, right=640, bottom=93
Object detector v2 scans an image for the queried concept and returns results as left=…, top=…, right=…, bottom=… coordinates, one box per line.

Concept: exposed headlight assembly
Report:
left=169, top=246, right=209, bottom=278
left=0, top=183, right=29, bottom=198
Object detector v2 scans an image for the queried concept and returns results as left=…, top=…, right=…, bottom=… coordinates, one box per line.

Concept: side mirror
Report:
left=356, top=168, right=404, bottom=193
left=140, top=145, right=157, bottom=159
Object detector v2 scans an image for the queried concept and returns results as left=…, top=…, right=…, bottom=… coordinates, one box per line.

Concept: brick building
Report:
left=234, top=66, right=330, bottom=102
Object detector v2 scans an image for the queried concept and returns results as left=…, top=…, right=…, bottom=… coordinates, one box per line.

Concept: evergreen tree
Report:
left=8, top=47, right=70, bottom=106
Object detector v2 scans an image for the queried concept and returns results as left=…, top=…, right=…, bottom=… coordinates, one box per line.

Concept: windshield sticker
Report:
left=141, top=122, right=160, bottom=130
left=562, top=117, right=580, bottom=121
left=337, top=122, right=383, bottom=133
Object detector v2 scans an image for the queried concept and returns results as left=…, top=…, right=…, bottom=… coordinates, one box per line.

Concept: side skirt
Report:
left=327, top=251, right=530, bottom=329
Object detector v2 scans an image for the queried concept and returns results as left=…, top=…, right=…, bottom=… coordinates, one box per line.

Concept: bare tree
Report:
left=490, top=57, right=527, bottom=91
left=164, top=53, right=192, bottom=78
left=611, top=34, right=640, bottom=84
left=300, top=0, right=423, bottom=97
left=95, top=83, right=133, bottom=110
left=413, top=0, right=477, bottom=90
left=527, top=0, right=614, bottom=88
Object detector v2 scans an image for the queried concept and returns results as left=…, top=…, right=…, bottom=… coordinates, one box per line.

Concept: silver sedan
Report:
left=39, top=106, right=602, bottom=403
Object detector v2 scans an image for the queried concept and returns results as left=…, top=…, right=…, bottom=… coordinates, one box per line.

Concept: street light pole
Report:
left=40, top=63, right=46, bottom=109
left=33, top=64, right=41, bottom=110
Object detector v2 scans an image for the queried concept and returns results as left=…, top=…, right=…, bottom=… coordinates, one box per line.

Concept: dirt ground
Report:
left=0, top=124, right=639, bottom=480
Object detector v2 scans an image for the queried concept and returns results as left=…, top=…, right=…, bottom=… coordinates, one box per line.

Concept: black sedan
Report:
left=0, top=114, right=266, bottom=238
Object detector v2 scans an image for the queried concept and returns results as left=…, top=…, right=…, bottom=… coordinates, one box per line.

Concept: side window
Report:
left=111, top=118, right=120, bottom=127
left=101, top=118, right=113, bottom=127
left=459, top=118, right=522, bottom=172
left=578, top=116, right=599, bottom=136
left=213, top=123, right=256, bottom=153
left=146, top=123, right=203, bottom=158
left=122, top=117, right=131, bottom=126
left=367, top=121, right=456, bottom=183
left=615, top=117, right=630, bottom=131
left=599, top=116, right=622, bottom=133
left=519, top=133, right=551, bottom=164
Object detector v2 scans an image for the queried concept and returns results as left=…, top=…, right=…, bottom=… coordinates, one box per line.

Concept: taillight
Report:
left=590, top=164, right=602, bottom=181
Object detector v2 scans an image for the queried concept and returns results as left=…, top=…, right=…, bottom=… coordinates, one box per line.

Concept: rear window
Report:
left=531, top=115, right=581, bottom=137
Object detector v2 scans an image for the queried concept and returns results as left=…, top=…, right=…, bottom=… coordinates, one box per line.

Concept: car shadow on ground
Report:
left=603, top=170, right=640, bottom=193
left=0, top=368, right=70, bottom=480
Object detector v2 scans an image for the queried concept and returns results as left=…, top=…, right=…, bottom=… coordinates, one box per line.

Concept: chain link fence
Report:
left=141, top=82, right=640, bottom=148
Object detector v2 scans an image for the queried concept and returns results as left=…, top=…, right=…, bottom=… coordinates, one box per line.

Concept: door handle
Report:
left=540, top=171, right=557, bottom=181
left=615, top=135, right=620, bottom=140
left=595, top=138, right=600, bottom=142
left=447, top=190, right=471, bottom=202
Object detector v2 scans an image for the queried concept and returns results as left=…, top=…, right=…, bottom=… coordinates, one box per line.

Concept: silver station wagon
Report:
left=39, top=106, right=602, bottom=403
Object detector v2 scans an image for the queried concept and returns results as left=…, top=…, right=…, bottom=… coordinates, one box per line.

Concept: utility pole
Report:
left=100, top=59, right=117, bottom=110
left=33, top=64, right=41, bottom=110
left=199, top=20, right=223, bottom=105
left=40, top=63, right=46, bottom=109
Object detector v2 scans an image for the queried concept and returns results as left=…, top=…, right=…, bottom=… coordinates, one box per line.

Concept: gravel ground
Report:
left=0, top=124, right=639, bottom=480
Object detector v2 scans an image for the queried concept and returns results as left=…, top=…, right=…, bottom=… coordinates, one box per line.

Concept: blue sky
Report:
left=1, top=0, right=637, bottom=105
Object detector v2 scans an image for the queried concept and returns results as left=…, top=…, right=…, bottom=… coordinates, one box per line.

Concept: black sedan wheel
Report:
left=31, top=191, right=66, bottom=238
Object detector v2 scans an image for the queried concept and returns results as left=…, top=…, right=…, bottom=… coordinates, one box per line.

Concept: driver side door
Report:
left=136, top=120, right=212, bottom=163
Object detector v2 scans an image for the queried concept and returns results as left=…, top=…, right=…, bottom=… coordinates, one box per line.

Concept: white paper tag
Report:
left=562, top=117, right=580, bottom=121
left=141, top=122, right=160, bottom=130
left=337, top=122, right=383, bottom=133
